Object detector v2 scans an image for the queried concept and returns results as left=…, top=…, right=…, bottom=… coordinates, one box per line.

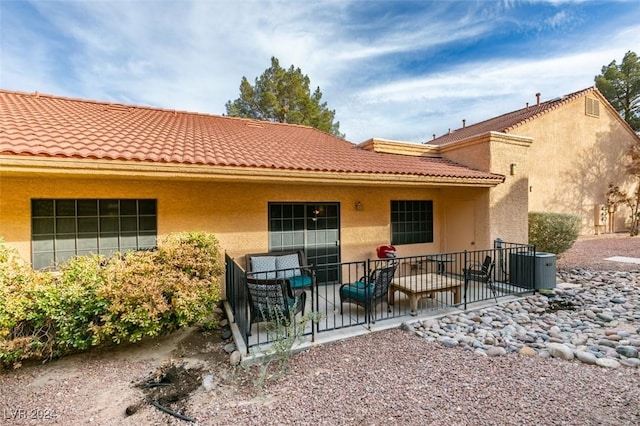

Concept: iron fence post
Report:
left=463, top=250, right=468, bottom=310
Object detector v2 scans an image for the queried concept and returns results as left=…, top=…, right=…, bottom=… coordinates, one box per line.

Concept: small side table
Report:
left=425, top=254, right=456, bottom=275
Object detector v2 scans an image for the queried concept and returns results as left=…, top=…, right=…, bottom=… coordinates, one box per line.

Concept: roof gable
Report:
left=428, top=87, right=605, bottom=145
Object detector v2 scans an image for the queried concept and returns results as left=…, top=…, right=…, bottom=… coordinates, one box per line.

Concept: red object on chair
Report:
left=376, top=245, right=397, bottom=259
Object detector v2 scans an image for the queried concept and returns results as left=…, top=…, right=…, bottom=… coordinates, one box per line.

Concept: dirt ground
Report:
left=0, top=314, right=252, bottom=425
left=557, top=232, right=640, bottom=271
left=1, top=233, right=638, bottom=425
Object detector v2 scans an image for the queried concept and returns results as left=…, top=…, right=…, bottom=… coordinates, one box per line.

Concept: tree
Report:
left=225, top=57, right=344, bottom=138
left=595, top=50, right=640, bottom=132
left=606, top=181, right=640, bottom=236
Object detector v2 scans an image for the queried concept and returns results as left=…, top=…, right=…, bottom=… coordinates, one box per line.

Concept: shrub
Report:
left=0, top=241, right=55, bottom=366
left=528, top=212, right=581, bottom=257
left=92, top=232, right=223, bottom=345
left=0, top=232, right=224, bottom=368
left=53, top=255, right=108, bottom=353
left=156, top=232, right=223, bottom=327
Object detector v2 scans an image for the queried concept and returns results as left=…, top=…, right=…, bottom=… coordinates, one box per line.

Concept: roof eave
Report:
left=0, top=156, right=504, bottom=188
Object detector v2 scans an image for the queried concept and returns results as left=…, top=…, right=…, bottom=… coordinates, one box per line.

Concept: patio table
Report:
left=388, top=273, right=463, bottom=313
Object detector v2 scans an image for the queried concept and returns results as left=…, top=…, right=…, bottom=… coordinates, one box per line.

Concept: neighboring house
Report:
left=427, top=87, right=640, bottom=234
left=0, top=89, right=512, bottom=277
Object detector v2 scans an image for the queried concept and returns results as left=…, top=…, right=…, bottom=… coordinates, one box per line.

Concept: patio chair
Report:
left=246, top=277, right=306, bottom=335
left=246, top=250, right=314, bottom=291
left=463, top=255, right=497, bottom=302
left=339, top=263, right=397, bottom=322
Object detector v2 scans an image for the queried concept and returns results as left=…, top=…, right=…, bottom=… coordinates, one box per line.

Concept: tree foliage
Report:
left=225, top=57, right=344, bottom=138
left=595, top=50, right=640, bottom=132
left=606, top=141, right=640, bottom=236
left=606, top=182, right=640, bottom=236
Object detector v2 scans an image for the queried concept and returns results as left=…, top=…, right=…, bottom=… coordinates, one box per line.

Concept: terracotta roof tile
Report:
left=0, top=89, right=502, bottom=182
left=429, top=87, right=596, bottom=145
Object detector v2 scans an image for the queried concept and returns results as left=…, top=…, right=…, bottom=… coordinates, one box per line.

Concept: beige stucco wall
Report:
left=0, top=174, right=492, bottom=268
left=511, top=93, right=638, bottom=234
left=438, top=133, right=531, bottom=244
left=436, top=92, right=640, bottom=237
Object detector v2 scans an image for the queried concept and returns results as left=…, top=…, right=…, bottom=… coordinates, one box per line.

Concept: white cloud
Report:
left=2, top=1, right=639, bottom=144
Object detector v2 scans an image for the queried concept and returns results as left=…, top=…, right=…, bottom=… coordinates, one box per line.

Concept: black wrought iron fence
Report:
left=225, top=241, right=537, bottom=353
left=225, top=253, right=248, bottom=348
left=225, top=253, right=315, bottom=353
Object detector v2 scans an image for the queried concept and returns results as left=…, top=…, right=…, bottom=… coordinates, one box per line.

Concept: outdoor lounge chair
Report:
left=246, top=250, right=314, bottom=291
left=246, top=277, right=306, bottom=334
left=339, top=263, right=397, bottom=322
left=463, top=255, right=497, bottom=302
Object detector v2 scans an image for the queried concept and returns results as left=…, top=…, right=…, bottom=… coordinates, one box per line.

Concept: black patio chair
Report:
left=339, top=263, right=397, bottom=322
left=246, top=276, right=306, bottom=335
left=463, top=255, right=497, bottom=302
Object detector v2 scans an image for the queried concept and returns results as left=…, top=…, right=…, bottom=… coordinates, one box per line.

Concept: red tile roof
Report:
left=0, top=89, right=502, bottom=183
left=429, top=87, right=596, bottom=145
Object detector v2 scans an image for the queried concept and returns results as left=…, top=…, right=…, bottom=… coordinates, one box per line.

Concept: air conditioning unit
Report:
left=509, top=251, right=557, bottom=290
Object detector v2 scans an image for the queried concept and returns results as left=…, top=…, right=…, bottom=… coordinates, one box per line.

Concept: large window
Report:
left=391, top=200, right=433, bottom=245
left=31, top=199, right=157, bottom=270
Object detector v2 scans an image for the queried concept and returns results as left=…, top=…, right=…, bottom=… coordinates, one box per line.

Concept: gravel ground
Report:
left=1, top=234, right=639, bottom=425
left=557, top=233, right=640, bottom=272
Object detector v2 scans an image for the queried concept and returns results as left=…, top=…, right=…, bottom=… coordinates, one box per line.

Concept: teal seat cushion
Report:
left=287, top=296, right=297, bottom=309
left=340, top=281, right=374, bottom=300
left=288, top=274, right=312, bottom=289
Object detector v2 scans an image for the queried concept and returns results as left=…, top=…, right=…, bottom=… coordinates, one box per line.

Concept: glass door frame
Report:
left=268, top=202, right=341, bottom=283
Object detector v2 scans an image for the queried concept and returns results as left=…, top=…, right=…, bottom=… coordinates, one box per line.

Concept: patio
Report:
left=224, top=241, right=539, bottom=357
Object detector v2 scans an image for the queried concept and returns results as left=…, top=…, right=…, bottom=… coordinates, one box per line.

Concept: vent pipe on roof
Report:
left=526, top=102, right=529, bottom=109
left=462, top=119, right=466, bottom=128
left=433, top=134, right=436, bottom=140
left=448, top=128, right=451, bottom=134
left=536, top=92, right=541, bottom=106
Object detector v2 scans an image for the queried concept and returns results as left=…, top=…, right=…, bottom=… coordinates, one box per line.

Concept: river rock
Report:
left=575, top=350, right=597, bottom=365
left=547, top=343, right=574, bottom=360
left=616, top=345, right=639, bottom=358
left=595, top=358, right=621, bottom=369
left=405, top=270, right=640, bottom=370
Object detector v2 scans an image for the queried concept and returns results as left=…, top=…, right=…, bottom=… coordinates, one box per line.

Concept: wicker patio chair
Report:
left=246, top=276, right=306, bottom=334
left=339, top=263, right=397, bottom=322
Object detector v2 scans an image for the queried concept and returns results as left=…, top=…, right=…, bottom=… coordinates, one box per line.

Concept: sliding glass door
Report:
left=268, top=202, right=340, bottom=282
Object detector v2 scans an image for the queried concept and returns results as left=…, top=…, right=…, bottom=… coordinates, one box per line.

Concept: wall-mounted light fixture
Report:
left=355, top=201, right=363, bottom=211
left=510, top=163, right=517, bottom=176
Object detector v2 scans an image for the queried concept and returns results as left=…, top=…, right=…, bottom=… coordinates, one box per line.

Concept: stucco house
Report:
left=0, top=89, right=513, bottom=275
left=1, top=87, right=634, bottom=277
left=427, top=87, right=640, bottom=234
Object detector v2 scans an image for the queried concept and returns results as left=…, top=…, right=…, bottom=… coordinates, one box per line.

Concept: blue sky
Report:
left=2, top=0, right=639, bottom=143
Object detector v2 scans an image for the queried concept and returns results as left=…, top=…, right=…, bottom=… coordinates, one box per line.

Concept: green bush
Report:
left=92, top=232, right=223, bottom=345
left=53, top=255, right=108, bottom=353
left=0, top=241, right=55, bottom=366
left=0, top=232, right=223, bottom=368
left=528, top=212, right=581, bottom=257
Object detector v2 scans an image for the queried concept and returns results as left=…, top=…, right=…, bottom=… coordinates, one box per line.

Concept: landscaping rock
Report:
left=230, top=350, right=242, bottom=366
left=406, top=270, right=640, bottom=370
